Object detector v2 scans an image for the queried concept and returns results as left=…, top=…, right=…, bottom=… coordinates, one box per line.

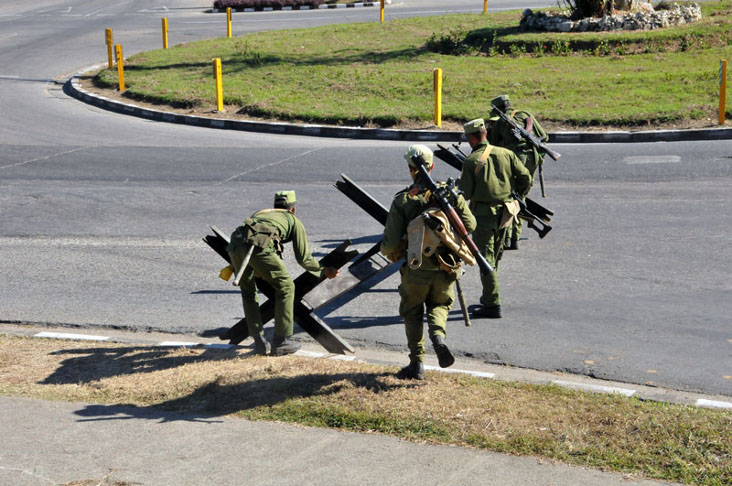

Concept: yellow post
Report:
left=720, top=59, right=727, bottom=125
left=483, top=0, right=488, bottom=14
left=226, top=7, right=232, bottom=38
left=213, top=58, right=224, bottom=112
left=105, top=28, right=113, bottom=68
left=115, top=44, right=125, bottom=91
left=433, top=68, right=442, bottom=127
left=162, top=18, right=168, bottom=49
left=380, top=0, right=384, bottom=23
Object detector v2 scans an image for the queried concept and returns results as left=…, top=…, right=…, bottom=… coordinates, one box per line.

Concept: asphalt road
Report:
left=0, top=0, right=730, bottom=398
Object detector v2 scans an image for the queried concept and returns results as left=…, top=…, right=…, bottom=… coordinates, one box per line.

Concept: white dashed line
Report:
left=329, top=355, right=356, bottom=361
left=424, top=365, right=495, bottom=379
left=695, top=399, right=732, bottom=409
left=295, top=350, right=327, bottom=358
left=624, top=155, right=681, bottom=165
left=34, top=332, right=109, bottom=342
left=205, top=343, right=235, bottom=350
left=553, top=380, right=636, bottom=397
left=158, top=341, right=199, bottom=347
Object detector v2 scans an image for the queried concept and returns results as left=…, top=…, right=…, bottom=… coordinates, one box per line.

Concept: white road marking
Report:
left=36, top=7, right=72, bottom=13
left=205, top=343, right=235, bottom=350
left=219, top=147, right=323, bottom=183
left=424, top=365, right=495, bottom=379
left=329, top=355, right=356, bottom=361
left=85, top=1, right=132, bottom=17
left=0, top=146, right=91, bottom=170
left=0, top=33, right=18, bottom=41
left=696, top=398, right=732, bottom=409
left=295, top=350, right=327, bottom=358
left=138, top=6, right=169, bottom=13
left=34, top=332, right=110, bottom=342
left=158, top=341, right=199, bottom=347
left=553, top=380, right=636, bottom=397
left=623, top=155, right=681, bottom=165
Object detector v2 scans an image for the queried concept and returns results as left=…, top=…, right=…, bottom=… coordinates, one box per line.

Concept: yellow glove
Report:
left=219, top=265, right=233, bottom=281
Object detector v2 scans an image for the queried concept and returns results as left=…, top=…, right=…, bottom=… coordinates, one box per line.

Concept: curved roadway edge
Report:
left=66, top=66, right=732, bottom=143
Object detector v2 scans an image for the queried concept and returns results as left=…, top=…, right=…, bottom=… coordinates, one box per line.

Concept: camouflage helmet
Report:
left=404, top=144, right=434, bottom=170
left=274, top=190, right=296, bottom=207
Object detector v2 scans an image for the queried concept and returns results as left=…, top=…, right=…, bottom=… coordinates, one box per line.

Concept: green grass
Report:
left=95, top=2, right=732, bottom=127
left=1, top=335, right=730, bottom=485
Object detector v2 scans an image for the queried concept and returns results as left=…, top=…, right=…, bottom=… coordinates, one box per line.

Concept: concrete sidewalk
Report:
left=1, top=396, right=677, bottom=486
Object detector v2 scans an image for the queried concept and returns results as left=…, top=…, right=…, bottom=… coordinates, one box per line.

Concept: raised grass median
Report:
left=91, top=1, right=732, bottom=130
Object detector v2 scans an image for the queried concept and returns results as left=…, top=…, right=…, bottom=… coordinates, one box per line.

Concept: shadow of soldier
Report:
left=72, top=370, right=412, bottom=423
left=40, top=345, right=241, bottom=385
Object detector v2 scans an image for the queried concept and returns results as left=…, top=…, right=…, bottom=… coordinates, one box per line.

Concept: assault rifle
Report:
left=411, top=154, right=494, bottom=275
left=491, top=104, right=561, bottom=162
left=433, top=143, right=554, bottom=238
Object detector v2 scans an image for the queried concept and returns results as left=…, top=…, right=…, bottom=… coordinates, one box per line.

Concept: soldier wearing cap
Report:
left=460, top=119, right=531, bottom=319
left=381, top=145, right=476, bottom=380
left=227, top=190, right=339, bottom=356
left=488, top=94, right=548, bottom=250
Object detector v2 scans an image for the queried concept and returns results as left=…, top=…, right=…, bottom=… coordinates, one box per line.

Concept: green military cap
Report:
left=404, top=144, right=434, bottom=170
left=491, top=94, right=510, bottom=110
left=463, top=118, right=486, bottom=135
left=274, top=190, right=296, bottom=206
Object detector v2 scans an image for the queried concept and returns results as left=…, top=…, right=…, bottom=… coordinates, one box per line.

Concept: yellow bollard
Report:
left=105, top=28, right=113, bottom=68
left=227, top=7, right=232, bottom=38
left=720, top=59, right=727, bottom=125
left=162, top=18, right=168, bottom=49
left=115, top=44, right=125, bottom=91
left=483, top=0, right=487, bottom=14
left=380, top=0, right=384, bottom=23
left=213, top=58, right=224, bottom=112
left=433, top=68, right=442, bottom=127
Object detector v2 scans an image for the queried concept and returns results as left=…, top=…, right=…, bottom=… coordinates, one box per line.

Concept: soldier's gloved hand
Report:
left=323, top=267, right=340, bottom=279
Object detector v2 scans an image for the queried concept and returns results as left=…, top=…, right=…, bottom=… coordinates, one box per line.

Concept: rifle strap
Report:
left=475, top=144, right=494, bottom=175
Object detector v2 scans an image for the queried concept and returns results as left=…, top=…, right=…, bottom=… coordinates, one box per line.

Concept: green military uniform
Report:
left=381, top=147, right=476, bottom=365
left=488, top=95, right=548, bottom=244
left=227, top=203, right=323, bottom=342
left=460, top=121, right=531, bottom=309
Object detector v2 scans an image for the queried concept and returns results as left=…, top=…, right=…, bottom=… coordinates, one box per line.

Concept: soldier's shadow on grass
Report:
left=40, top=345, right=242, bottom=386
left=72, top=369, right=410, bottom=424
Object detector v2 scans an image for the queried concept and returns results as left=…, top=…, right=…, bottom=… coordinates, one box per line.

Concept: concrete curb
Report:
left=66, top=67, right=732, bottom=143
left=211, top=0, right=391, bottom=13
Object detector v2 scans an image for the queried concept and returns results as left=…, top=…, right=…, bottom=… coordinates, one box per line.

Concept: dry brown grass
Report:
left=1, top=335, right=729, bottom=484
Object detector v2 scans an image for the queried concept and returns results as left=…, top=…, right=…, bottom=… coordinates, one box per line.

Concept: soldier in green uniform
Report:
left=227, top=191, right=339, bottom=356
left=381, top=145, right=476, bottom=380
left=488, top=95, right=548, bottom=250
left=460, top=119, right=531, bottom=319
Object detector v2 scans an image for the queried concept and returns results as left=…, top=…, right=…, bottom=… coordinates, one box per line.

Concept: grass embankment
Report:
left=94, top=1, right=732, bottom=129
left=1, top=335, right=730, bottom=485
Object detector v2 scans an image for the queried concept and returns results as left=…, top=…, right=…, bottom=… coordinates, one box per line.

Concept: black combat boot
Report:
left=252, top=336, right=270, bottom=356
left=507, top=235, right=519, bottom=250
left=396, top=361, right=424, bottom=380
left=431, top=335, right=455, bottom=368
left=473, top=304, right=502, bottom=319
left=271, top=337, right=301, bottom=356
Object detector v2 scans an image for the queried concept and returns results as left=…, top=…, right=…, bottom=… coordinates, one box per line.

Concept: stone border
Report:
left=212, top=0, right=390, bottom=13
left=65, top=66, right=732, bottom=143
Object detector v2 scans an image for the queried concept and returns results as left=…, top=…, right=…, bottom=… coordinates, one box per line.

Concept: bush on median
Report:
left=213, top=0, right=324, bottom=9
